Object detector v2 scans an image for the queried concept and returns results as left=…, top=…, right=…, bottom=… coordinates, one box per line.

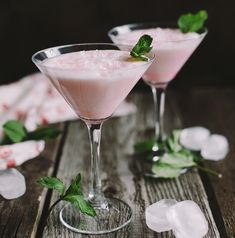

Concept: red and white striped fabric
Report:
left=0, top=73, right=77, bottom=137
left=0, top=140, right=45, bottom=170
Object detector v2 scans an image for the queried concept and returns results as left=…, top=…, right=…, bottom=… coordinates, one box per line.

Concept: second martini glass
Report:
left=108, top=23, right=207, bottom=159
left=32, top=43, right=154, bottom=234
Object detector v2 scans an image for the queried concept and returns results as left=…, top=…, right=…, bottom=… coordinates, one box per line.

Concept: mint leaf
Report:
left=1, top=120, right=62, bottom=145
left=63, top=194, right=96, bottom=217
left=65, top=173, right=82, bottom=196
left=3, top=120, right=27, bottom=143
left=37, top=177, right=65, bottom=195
left=159, top=152, right=196, bottom=168
left=178, top=10, right=208, bottom=33
left=62, top=173, right=96, bottom=217
left=192, top=152, right=204, bottom=163
left=37, top=173, right=96, bottom=218
left=134, top=138, right=154, bottom=154
left=166, top=129, right=182, bottom=153
left=26, top=127, right=62, bottom=141
left=152, top=163, right=183, bottom=178
left=130, top=34, right=153, bottom=61
left=180, top=149, right=203, bottom=163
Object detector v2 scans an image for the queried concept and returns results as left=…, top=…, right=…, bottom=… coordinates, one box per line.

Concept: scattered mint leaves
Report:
left=1, top=120, right=62, bottom=145
left=134, top=129, right=221, bottom=178
left=3, top=120, right=27, bottom=143
left=166, top=129, right=182, bottom=153
left=37, top=173, right=96, bottom=217
left=64, top=173, right=82, bottom=196
left=37, top=177, right=65, bottom=196
left=159, top=152, right=196, bottom=168
left=181, top=148, right=204, bottom=163
left=152, top=163, right=183, bottom=178
left=130, top=34, right=153, bottom=61
left=178, top=10, right=208, bottom=33
left=63, top=194, right=96, bottom=217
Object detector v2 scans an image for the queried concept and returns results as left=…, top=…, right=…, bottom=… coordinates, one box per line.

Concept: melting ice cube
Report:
left=201, top=134, right=229, bottom=161
left=180, top=127, right=210, bottom=151
left=0, top=168, right=26, bottom=199
left=145, top=199, right=177, bottom=232
left=166, top=200, right=208, bottom=238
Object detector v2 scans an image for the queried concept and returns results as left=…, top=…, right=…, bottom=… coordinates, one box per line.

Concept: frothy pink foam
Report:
left=110, top=27, right=205, bottom=85
left=42, top=50, right=151, bottom=119
left=115, top=28, right=199, bottom=45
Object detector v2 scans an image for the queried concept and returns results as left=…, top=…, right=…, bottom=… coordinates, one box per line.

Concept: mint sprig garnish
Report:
left=134, top=129, right=221, bottom=178
left=1, top=120, right=62, bottom=145
left=37, top=173, right=96, bottom=219
left=130, top=34, right=153, bottom=61
left=178, top=10, right=208, bottom=33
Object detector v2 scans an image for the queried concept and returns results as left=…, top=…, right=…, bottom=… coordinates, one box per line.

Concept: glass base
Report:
left=152, top=142, right=165, bottom=162
left=59, top=198, right=132, bottom=234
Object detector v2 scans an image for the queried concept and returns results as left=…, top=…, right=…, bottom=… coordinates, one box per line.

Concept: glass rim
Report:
left=108, top=22, right=208, bottom=43
left=32, top=42, right=155, bottom=73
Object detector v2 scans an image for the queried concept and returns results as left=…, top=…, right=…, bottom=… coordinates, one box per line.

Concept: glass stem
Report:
left=86, top=122, right=108, bottom=209
left=151, top=86, right=166, bottom=148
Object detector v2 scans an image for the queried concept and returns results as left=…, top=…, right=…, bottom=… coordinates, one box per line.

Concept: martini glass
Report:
left=32, top=43, right=154, bottom=234
left=108, top=23, right=207, bottom=159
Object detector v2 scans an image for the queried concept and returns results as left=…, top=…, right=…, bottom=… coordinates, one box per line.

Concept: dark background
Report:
left=0, top=0, right=234, bottom=89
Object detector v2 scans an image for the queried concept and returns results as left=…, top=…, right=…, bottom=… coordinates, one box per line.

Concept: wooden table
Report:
left=0, top=88, right=234, bottom=238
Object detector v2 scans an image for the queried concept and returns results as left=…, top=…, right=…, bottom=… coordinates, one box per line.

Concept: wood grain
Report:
left=0, top=125, right=63, bottom=238
left=40, top=92, right=221, bottom=238
left=176, top=88, right=235, bottom=238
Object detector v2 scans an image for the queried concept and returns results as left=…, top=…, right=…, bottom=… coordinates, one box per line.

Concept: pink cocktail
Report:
left=43, top=50, right=150, bottom=120
left=32, top=43, right=154, bottom=234
left=108, top=23, right=207, bottom=156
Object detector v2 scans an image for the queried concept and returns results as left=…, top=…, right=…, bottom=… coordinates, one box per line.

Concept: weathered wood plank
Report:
left=41, top=92, right=220, bottom=238
left=176, top=88, right=235, bottom=238
left=0, top=125, right=63, bottom=238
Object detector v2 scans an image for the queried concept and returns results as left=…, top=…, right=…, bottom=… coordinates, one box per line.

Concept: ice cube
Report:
left=166, top=200, right=208, bottom=238
left=201, top=134, right=229, bottom=161
left=180, top=127, right=210, bottom=151
left=145, top=199, right=177, bottom=232
left=0, top=168, right=26, bottom=199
